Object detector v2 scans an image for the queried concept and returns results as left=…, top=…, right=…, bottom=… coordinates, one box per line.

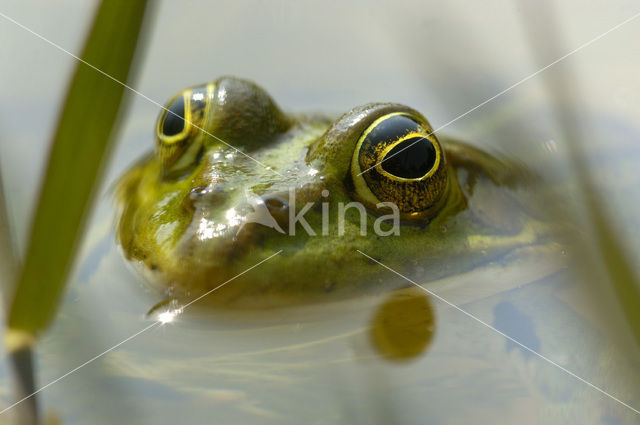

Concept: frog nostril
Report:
left=186, top=186, right=228, bottom=210
left=260, top=195, right=289, bottom=228
left=189, top=186, right=210, bottom=199
left=263, top=197, right=288, bottom=212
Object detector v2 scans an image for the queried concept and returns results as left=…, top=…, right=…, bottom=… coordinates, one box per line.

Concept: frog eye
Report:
left=156, top=83, right=214, bottom=173
left=161, top=95, right=186, bottom=137
left=350, top=112, right=449, bottom=216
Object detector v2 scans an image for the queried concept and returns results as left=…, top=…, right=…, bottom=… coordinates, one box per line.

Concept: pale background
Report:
left=1, top=1, right=639, bottom=424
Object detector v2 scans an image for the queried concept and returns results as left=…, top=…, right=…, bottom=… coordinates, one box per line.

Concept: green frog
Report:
left=116, top=76, right=542, bottom=308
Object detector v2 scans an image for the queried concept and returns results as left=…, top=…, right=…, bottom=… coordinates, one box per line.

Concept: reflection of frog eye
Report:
left=350, top=112, right=449, bottom=217
left=156, top=83, right=214, bottom=173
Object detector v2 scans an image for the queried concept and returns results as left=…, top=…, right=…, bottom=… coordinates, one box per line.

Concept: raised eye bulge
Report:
left=350, top=112, right=449, bottom=217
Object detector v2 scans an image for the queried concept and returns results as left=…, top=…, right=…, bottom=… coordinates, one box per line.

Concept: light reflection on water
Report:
left=1, top=1, right=640, bottom=424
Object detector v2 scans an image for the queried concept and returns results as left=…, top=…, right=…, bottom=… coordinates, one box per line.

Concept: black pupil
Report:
left=162, top=95, right=185, bottom=136
left=381, top=137, right=436, bottom=179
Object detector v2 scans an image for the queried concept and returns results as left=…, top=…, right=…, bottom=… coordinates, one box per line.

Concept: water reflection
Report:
left=492, top=301, right=540, bottom=358
left=369, top=288, right=435, bottom=362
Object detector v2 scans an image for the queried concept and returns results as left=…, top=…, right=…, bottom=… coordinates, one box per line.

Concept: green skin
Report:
left=116, top=76, right=541, bottom=308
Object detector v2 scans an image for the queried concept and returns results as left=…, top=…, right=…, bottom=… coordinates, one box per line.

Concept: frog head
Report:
left=116, top=76, right=536, bottom=307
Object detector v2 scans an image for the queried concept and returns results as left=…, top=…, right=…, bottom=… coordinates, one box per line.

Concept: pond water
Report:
left=1, top=1, right=639, bottom=424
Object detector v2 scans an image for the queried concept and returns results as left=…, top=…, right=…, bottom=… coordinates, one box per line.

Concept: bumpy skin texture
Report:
left=116, top=76, right=539, bottom=308
left=205, top=77, right=293, bottom=149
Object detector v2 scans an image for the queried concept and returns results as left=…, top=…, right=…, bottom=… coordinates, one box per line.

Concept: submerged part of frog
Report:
left=116, top=76, right=542, bottom=307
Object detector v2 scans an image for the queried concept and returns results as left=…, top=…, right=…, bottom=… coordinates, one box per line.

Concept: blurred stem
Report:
left=1, top=162, right=36, bottom=425
left=6, top=332, right=38, bottom=425
left=7, top=0, right=149, bottom=336
left=519, top=0, right=640, bottom=345
left=0, top=166, right=17, bottom=305
left=3, top=0, right=150, bottom=423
